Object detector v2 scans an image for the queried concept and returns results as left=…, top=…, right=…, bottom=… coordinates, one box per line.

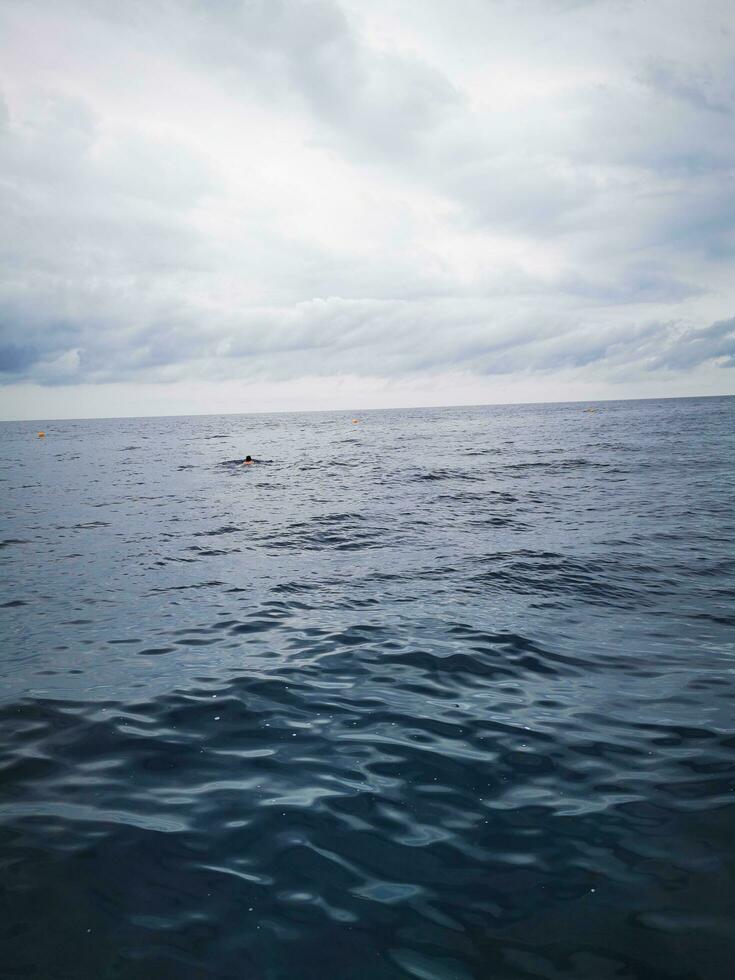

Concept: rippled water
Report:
left=1, top=398, right=734, bottom=979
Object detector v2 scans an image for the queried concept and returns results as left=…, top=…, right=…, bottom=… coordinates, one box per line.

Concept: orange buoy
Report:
left=38, top=431, right=45, bottom=438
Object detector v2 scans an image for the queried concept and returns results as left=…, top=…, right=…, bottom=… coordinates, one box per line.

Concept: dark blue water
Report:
left=1, top=398, right=734, bottom=979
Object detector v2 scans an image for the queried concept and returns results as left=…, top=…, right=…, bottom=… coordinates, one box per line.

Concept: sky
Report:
left=1, top=0, right=734, bottom=420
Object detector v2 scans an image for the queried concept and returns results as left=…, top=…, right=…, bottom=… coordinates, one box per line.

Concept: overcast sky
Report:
left=1, top=0, right=734, bottom=419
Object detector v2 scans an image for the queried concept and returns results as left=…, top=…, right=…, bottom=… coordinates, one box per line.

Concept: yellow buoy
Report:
left=38, top=431, right=45, bottom=438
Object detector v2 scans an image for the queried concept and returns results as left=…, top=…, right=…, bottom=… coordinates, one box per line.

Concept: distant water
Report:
left=1, top=397, right=734, bottom=980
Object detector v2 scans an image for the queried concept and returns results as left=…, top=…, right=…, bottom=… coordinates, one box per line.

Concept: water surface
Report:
left=1, top=398, right=734, bottom=979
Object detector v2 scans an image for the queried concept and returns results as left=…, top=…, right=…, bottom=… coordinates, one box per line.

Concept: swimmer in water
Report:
left=242, top=455, right=254, bottom=466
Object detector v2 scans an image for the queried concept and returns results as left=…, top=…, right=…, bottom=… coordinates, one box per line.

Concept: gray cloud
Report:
left=182, top=0, right=463, bottom=158
left=0, top=343, right=38, bottom=372
left=648, top=317, right=735, bottom=371
left=641, top=58, right=735, bottom=117
left=0, top=0, right=733, bottom=408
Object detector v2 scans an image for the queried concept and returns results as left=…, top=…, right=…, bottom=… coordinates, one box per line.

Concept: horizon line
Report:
left=1, top=391, right=732, bottom=425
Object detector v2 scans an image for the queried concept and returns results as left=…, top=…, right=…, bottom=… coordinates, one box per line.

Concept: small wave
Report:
left=414, top=468, right=484, bottom=482
left=193, top=525, right=242, bottom=537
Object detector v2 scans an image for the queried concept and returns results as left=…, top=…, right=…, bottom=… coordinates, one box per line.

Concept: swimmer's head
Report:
left=243, top=455, right=253, bottom=465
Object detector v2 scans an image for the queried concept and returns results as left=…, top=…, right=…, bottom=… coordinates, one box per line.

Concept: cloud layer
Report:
left=1, top=0, right=734, bottom=414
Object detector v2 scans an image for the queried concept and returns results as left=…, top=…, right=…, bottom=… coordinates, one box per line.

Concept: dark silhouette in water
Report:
left=242, top=455, right=254, bottom=465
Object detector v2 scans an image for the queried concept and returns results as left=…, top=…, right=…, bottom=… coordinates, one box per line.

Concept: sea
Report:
left=1, top=396, right=734, bottom=980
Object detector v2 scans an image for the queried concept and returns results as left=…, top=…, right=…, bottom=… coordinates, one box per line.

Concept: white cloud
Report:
left=0, top=0, right=733, bottom=417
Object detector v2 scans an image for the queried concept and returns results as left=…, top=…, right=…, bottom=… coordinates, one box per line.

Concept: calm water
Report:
left=1, top=398, right=734, bottom=980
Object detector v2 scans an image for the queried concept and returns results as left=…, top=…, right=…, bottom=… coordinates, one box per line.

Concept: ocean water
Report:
left=1, top=397, right=734, bottom=980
